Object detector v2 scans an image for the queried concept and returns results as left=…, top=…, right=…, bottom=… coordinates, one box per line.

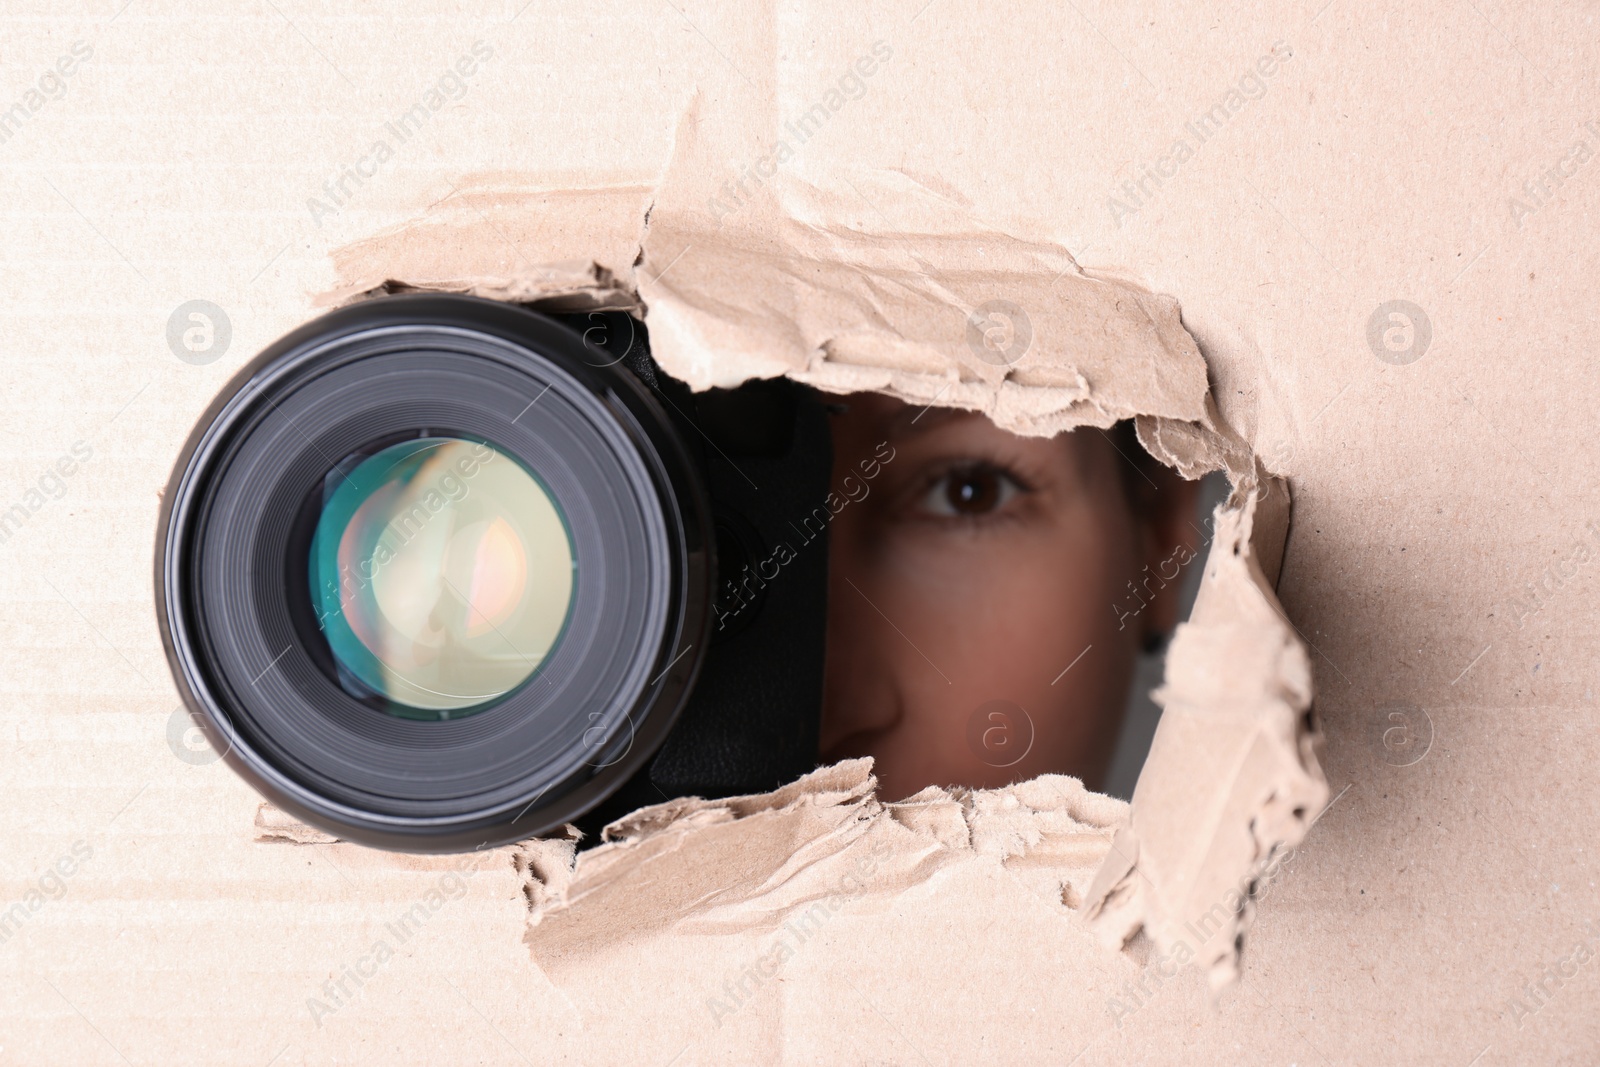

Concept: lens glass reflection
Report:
left=308, top=437, right=574, bottom=717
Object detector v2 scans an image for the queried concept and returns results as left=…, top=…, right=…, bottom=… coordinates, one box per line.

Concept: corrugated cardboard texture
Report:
left=3, top=2, right=1597, bottom=1064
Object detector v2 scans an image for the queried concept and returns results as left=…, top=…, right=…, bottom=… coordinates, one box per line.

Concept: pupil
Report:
left=947, top=469, right=998, bottom=514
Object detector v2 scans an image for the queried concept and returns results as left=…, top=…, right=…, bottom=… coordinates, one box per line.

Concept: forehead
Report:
left=832, top=392, right=990, bottom=442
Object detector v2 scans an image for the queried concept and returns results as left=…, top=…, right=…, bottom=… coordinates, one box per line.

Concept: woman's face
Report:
left=820, top=393, right=1197, bottom=801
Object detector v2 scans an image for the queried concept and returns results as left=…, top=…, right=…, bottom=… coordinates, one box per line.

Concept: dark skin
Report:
left=820, top=394, right=1201, bottom=801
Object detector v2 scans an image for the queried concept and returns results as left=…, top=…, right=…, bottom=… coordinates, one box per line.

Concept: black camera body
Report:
left=156, top=294, right=831, bottom=851
left=556, top=310, right=833, bottom=838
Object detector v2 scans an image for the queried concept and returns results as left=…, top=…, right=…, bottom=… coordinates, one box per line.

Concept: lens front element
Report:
left=308, top=437, right=575, bottom=718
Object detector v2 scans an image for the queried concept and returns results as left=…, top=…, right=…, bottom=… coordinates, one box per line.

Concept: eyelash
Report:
left=915, top=463, right=1031, bottom=520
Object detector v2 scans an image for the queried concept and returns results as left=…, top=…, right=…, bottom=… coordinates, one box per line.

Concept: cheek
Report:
left=821, top=493, right=1149, bottom=793
left=939, top=537, right=1120, bottom=696
left=886, top=517, right=1142, bottom=752
left=885, top=514, right=1134, bottom=654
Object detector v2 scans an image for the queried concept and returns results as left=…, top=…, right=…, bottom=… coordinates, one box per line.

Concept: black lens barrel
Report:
left=156, top=295, right=713, bottom=852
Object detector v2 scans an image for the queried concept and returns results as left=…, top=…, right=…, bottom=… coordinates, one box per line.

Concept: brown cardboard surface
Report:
left=4, top=1, right=1599, bottom=1064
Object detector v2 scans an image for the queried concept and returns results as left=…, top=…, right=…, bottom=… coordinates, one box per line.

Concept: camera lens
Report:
left=156, top=295, right=712, bottom=852
left=307, top=436, right=575, bottom=718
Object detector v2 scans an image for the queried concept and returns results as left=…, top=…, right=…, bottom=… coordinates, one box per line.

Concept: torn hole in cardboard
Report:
left=257, top=136, right=1326, bottom=996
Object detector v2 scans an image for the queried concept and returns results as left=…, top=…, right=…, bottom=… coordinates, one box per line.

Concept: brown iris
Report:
left=945, top=466, right=1004, bottom=515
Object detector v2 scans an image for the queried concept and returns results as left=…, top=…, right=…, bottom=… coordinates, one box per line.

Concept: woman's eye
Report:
left=920, top=466, right=1023, bottom=517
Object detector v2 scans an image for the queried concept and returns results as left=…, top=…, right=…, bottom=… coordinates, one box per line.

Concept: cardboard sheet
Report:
left=320, top=91, right=1325, bottom=997
left=6, top=1, right=1599, bottom=1062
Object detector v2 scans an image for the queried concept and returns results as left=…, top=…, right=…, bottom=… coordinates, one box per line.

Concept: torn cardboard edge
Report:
left=317, top=179, right=652, bottom=313
left=633, top=98, right=1215, bottom=440
left=1083, top=474, right=1323, bottom=991
left=289, top=154, right=1323, bottom=991
left=519, top=758, right=1133, bottom=979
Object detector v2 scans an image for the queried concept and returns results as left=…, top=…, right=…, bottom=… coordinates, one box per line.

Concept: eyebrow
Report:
left=887, top=403, right=980, bottom=439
